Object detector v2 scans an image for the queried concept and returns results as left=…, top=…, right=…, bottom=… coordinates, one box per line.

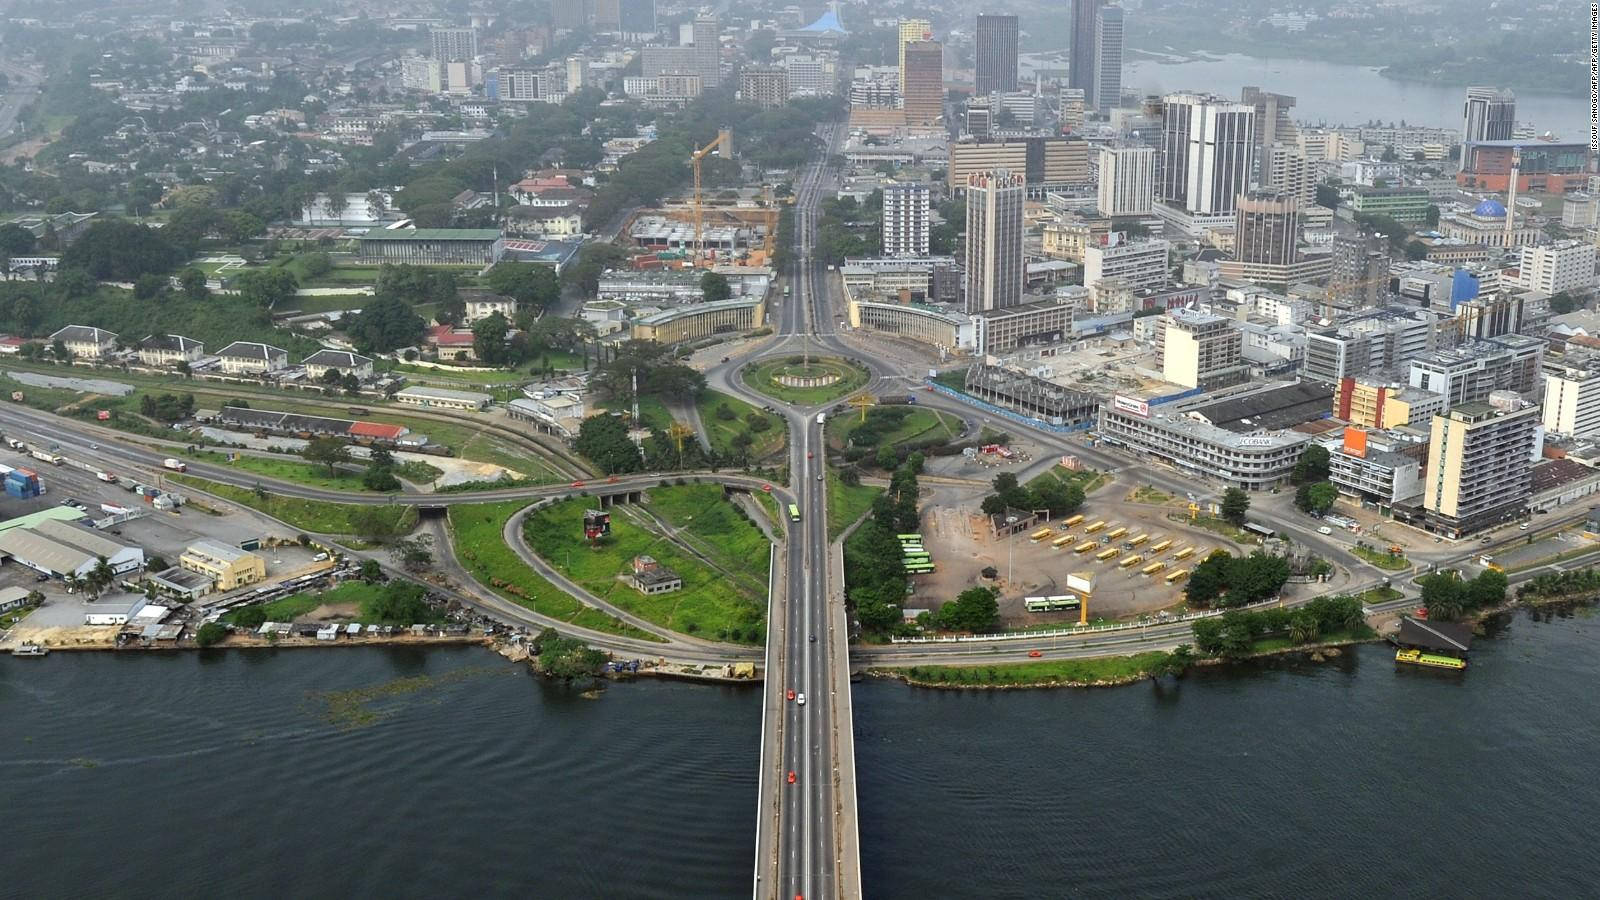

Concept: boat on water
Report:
left=1395, top=648, right=1465, bottom=670
left=11, top=643, right=48, bottom=657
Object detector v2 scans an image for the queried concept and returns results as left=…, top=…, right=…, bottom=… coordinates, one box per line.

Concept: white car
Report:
left=796, top=693, right=806, bottom=706
left=1317, top=526, right=1332, bottom=535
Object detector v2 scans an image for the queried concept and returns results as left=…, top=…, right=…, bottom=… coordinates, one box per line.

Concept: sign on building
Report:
left=1112, top=394, right=1149, bottom=418
left=583, top=509, right=611, bottom=540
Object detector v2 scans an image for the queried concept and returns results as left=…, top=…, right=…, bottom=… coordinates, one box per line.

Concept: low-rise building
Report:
left=1096, top=402, right=1313, bottom=490
left=461, top=290, right=520, bottom=324
left=356, top=228, right=505, bottom=265
left=50, top=325, right=117, bottom=359
left=1326, top=426, right=1426, bottom=506
left=136, top=334, right=204, bottom=368
left=0, top=519, right=144, bottom=577
left=302, top=350, right=373, bottom=381
left=631, top=298, right=767, bottom=344
left=394, top=385, right=493, bottom=411
left=178, top=540, right=267, bottom=592
left=217, top=341, right=289, bottom=375
left=627, top=555, right=682, bottom=594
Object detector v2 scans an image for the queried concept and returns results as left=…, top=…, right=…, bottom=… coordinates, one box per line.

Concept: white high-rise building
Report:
left=1082, top=234, right=1169, bottom=291
left=1096, top=144, right=1155, bottom=217
left=402, top=57, right=443, bottom=93
left=882, top=183, right=931, bottom=257
left=1543, top=355, right=1600, bottom=438
left=1516, top=241, right=1598, bottom=295
left=1159, top=92, right=1255, bottom=216
left=965, top=170, right=1026, bottom=313
left=1266, top=143, right=1317, bottom=207
left=430, top=27, right=477, bottom=62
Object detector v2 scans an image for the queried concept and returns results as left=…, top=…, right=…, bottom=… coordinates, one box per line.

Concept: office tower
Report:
left=1240, top=86, right=1296, bottom=178
left=974, top=14, right=1018, bottom=96
left=965, top=170, right=1026, bottom=313
left=1329, top=232, right=1390, bottom=310
left=1083, top=234, right=1169, bottom=291
left=1060, top=87, right=1086, bottom=133
left=1517, top=240, right=1599, bottom=295
left=1233, top=191, right=1300, bottom=266
left=948, top=135, right=1090, bottom=192
left=901, top=40, right=944, bottom=126
left=1424, top=400, right=1537, bottom=536
left=1070, top=0, right=1105, bottom=97
left=1542, top=352, right=1600, bottom=437
left=781, top=55, right=833, bottom=96
left=430, top=27, right=477, bottom=62
left=740, top=67, right=789, bottom=109
left=1096, top=144, right=1155, bottom=217
left=1461, top=87, right=1515, bottom=171
left=618, top=0, right=656, bottom=36
left=591, top=0, right=620, bottom=29
left=565, top=56, right=588, bottom=91
left=692, top=16, right=721, bottom=86
left=1092, top=4, right=1123, bottom=113
left=1266, top=144, right=1317, bottom=206
left=898, top=18, right=932, bottom=93
left=965, top=98, right=992, bottom=137
left=549, top=0, right=587, bottom=30
left=1156, top=307, right=1245, bottom=389
left=882, top=183, right=931, bottom=257
left=1158, top=92, right=1255, bottom=216
left=402, top=57, right=443, bottom=93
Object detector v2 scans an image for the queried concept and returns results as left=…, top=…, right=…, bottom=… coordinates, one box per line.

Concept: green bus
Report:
left=787, top=503, right=801, bottom=522
left=905, top=563, right=935, bottom=574
left=896, top=534, right=922, bottom=542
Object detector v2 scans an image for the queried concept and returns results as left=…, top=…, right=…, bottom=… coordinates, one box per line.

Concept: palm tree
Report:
left=63, top=573, right=83, bottom=596
left=86, top=557, right=115, bottom=601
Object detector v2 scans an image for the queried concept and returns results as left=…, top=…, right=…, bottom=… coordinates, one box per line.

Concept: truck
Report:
left=815, top=413, right=825, bottom=425
left=29, top=449, right=62, bottom=466
left=162, top=458, right=187, bottom=472
left=96, top=471, right=118, bottom=484
left=5, top=437, right=24, bottom=450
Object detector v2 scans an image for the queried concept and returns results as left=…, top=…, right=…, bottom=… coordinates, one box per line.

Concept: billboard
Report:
left=1343, top=426, right=1368, bottom=458
left=1112, top=395, right=1149, bottom=418
left=1237, top=436, right=1274, bottom=448
left=583, top=509, right=611, bottom=540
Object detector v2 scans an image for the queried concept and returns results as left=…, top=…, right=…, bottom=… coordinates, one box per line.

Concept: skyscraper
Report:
left=897, top=18, right=932, bottom=94
left=882, top=183, right=931, bottom=257
left=549, top=0, right=586, bottom=30
left=965, top=170, right=1026, bottom=313
left=1069, top=0, right=1105, bottom=97
left=1233, top=191, right=1301, bottom=266
left=1461, top=87, right=1515, bottom=172
left=1096, top=144, right=1155, bottom=217
left=1424, top=400, right=1538, bottom=537
left=1158, top=92, right=1255, bottom=216
left=1092, top=5, right=1123, bottom=113
left=974, top=14, right=1018, bottom=96
left=692, top=15, right=721, bottom=86
left=1240, top=86, right=1297, bottom=174
left=430, top=27, right=478, bottom=62
left=618, top=0, right=656, bottom=36
left=591, top=0, right=621, bottom=30
left=901, top=40, right=944, bottom=126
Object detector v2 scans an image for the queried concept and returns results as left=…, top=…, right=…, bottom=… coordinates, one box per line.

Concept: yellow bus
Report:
left=1174, top=546, right=1196, bottom=560
left=1029, top=527, right=1053, bottom=542
left=1084, top=520, right=1107, bottom=533
left=1095, top=547, right=1119, bottom=561
left=1141, top=561, right=1166, bottom=576
left=1119, top=554, right=1143, bottom=569
left=1105, top=526, right=1128, bottom=540
left=1074, top=541, right=1097, bottom=554
left=1165, top=569, right=1189, bottom=583
left=1063, top=514, right=1085, bottom=528
left=1051, top=534, right=1075, bottom=548
left=1150, top=539, right=1173, bottom=554
left=1129, top=533, right=1149, bottom=546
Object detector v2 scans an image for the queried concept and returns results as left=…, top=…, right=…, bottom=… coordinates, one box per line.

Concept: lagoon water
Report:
left=3, top=608, right=1598, bottom=897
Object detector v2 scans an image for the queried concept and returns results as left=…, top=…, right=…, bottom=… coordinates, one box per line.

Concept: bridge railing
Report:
left=888, top=596, right=1284, bottom=644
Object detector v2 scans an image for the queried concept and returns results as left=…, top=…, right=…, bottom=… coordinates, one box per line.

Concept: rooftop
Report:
left=359, top=228, right=502, bottom=242
left=1186, top=381, right=1334, bottom=433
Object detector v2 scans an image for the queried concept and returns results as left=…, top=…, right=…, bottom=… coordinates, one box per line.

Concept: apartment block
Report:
left=1423, top=400, right=1538, bottom=536
left=1156, top=307, right=1245, bottom=389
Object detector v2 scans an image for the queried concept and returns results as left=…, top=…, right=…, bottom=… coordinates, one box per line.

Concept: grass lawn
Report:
left=645, top=484, right=772, bottom=598
left=169, top=474, right=418, bottom=537
left=599, top=395, right=673, bottom=431
left=827, top=467, right=882, bottom=541
left=391, top=363, right=523, bottom=386
left=887, top=651, right=1178, bottom=686
left=1126, top=484, right=1175, bottom=504
left=1174, top=514, right=1257, bottom=544
left=185, top=449, right=385, bottom=493
left=1, top=602, right=38, bottom=629
left=221, top=589, right=337, bottom=624
left=281, top=294, right=370, bottom=314
left=447, top=501, right=660, bottom=641
left=1352, top=545, right=1410, bottom=571
left=1249, top=624, right=1378, bottom=654
left=743, top=356, right=869, bottom=406
left=525, top=496, right=767, bottom=644
left=1356, top=586, right=1404, bottom=604
left=1029, top=466, right=1108, bottom=496
left=754, top=489, right=783, bottom=528
left=833, top=406, right=958, bottom=450
left=697, top=389, right=786, bottom=460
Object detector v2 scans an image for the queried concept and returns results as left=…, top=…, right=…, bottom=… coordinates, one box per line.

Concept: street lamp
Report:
left=1005, top=516, right=1018, bottom=585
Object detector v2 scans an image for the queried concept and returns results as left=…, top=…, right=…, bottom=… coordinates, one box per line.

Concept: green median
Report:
left=169, top=474, right=417, bottom=537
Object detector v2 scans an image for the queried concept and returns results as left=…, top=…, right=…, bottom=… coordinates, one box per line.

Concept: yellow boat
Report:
left=1395, top=648, right=1467, bottom=670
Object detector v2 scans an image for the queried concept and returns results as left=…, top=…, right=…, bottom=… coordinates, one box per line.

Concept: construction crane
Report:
left=849, top=393, right=876, bottom=423
left=691, top=128, right=733, bottom=267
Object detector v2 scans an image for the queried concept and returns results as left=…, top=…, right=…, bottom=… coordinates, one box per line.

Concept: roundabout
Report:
left=741, top=354, right=869, bottom=406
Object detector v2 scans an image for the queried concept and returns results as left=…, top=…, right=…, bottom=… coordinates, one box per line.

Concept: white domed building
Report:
left=1440, top=198, right=1540, bottom=248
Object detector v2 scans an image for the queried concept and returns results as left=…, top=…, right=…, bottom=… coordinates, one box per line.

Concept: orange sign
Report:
left=1343, top=426, right=1368, bottom=459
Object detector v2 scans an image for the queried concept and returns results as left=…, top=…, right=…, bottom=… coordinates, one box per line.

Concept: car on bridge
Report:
left=787, top=770, right=796, bottom=784
left=787, top=689, right=795, bottom=701
left=797, top=692, right=806, bottom=705
left=1028, top=650, right=1042, bottom=658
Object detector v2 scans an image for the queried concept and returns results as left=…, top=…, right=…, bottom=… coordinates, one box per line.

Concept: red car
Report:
left=606, top=476, right=619, bottom=484
left=1028, top=650, right=1043, bottom=658
left=762, top=483, right=772, bottom=492
left=786, top=689, right=795, bottom=701
left=807, top=451, right=813, bottom=458
left=787, top=770, right=796, bottom=784
left=571, top=480, right=585, bottom=488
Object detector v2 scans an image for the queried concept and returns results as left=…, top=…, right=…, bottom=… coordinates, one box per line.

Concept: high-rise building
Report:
left=1461, top=87, right=1515, bottom=172
left=965, top=99, right=992, bottom=137
left=965, top=170, right=1026, bottom=313
left=430, top=27, right=478, bottom=62
left=897, top=18, right=932, bottom=93
left=740, top=67, right=789, bottom=109
left=949, top=136, right=1090, bottom=193
left=1303, top=306, right=1443, bottom=384
left=1069, top=0, right=1105, bottom=97
left=493, top=69, right=544, bottom=102
left=1233, top=191, right=1301, bottom=266
left=1158, top=92, right=1255, bottom=216
left=1096, top=144, right=1155, bottom=217
left=1516, top=240, right=1599, bottom=295
left=565, top=56, right=588, bottom=91
left=1092, top=4, right=1124, bottom=113
left=1542, top=352, right=1600, bottom=438
left=1408, top=334, right=1546, bottom=408
left=901, top=40, right=944, bottom=126
left=1240, top=86, right=1296, bottom=179
left=1328, top=232, right=1390, bottom=311
left=882, top=183, right=932, bottom=257
left=974, top=14, right=1018, bottom=96
left=618, top=0, right=656, bottom=36
left=1156, top=307, right=1245, bottom=389
left=402, top=57, right=443, bottom=93
left=549, top=0, right=587, bottom=30
left=1265, top=144, right=1317, bottom=207
left=592, top=0, right=621, bottom=30
left=692, top=16, right=721, bottom=86
left=1082, top=234, right=1169, bottom=291
left=781, top=55, right=833, bottom=97
left=1423, top=400, right=1538, bottom=537
left=1060, top=87, right=1087, bottom=133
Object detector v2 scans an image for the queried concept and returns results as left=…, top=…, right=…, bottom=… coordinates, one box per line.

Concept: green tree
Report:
left=177, top=267, right=208, bottom=300
left=60, top=220, right=183, bottom=279
left=1220, top=487, right=1250, bottom=525
left=574, top=414, right=643, bottom=473
left=233, top=268, right=299, bottom=310
left=302, top=435, right=352, bottom=475
left=390, top=535, right=435, bottom=572
left=700, top=270, right=733, bottom=303
left=358, top=559, right=383, bottom=582
left=472, top=312, right=512, bottom=366
left=1295, top=481, right=1338, bottom=515
left=1420, top=572, right=1468, bottom=621
left=934, top=586, right=1000, bottom=633
left=195, top=621, right=228, bottom=647
left=362, top=464, right=401, bottom=491
left=347, top=294, right=425, bottom=353
left=1292, top=445, right=1330, bottom=484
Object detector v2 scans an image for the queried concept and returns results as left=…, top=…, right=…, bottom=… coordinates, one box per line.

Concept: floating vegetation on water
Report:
left=67, top=757, right=98, bottom=769
left=312, top=666, right=506, bottom=729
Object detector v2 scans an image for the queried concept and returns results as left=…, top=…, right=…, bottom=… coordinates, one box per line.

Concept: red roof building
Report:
left=349, top=421, right=408, bottom=441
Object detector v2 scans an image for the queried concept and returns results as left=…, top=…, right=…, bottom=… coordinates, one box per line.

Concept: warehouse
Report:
left=0, top=519, right=145, bottom=577
left=394, top=386, right=494, bottom=411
